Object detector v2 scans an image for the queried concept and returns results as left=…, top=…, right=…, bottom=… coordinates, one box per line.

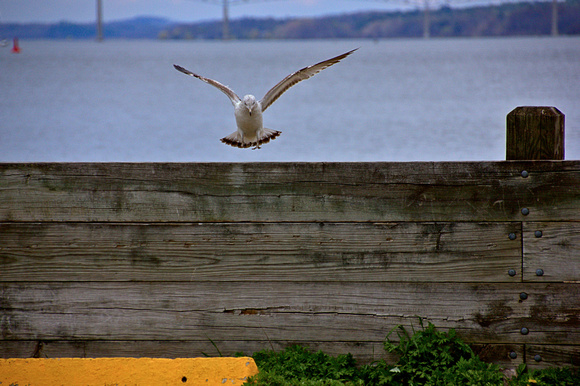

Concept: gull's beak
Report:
left=248, top=106, right=253, bottom=116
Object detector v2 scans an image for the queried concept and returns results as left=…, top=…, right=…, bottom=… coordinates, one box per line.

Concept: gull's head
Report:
left=242, top=95, right=257, bottom=115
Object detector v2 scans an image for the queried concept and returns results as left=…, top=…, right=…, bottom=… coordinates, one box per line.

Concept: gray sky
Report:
left=0, top=0, right=413, bottom=23
left=0, top=1, right=551, bottom=24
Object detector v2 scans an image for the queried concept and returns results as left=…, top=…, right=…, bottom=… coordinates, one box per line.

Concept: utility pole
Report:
left=551, top=0, right=558, bottom=37
left=223, top=0, right=230, bottom=40
left=423, top=0, right=430, bottom=39
left=96, top=0, right=103, bottom=42
left=191, top=0, right=280, bottom=40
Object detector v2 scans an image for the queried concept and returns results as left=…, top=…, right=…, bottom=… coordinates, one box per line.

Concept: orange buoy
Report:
left=11, top=37, right=21, bottom=53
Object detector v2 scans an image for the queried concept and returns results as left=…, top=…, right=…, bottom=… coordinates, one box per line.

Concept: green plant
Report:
left=384, top=319, right=473, bottom=383
left=379, top=319, right=503, bottom=385
left=201, top=335, right=223, bottom=357
left=508, top=363, right=580, bottom=386
left=241, top=320, right=578, bottom=385
left=244, top=345, right=364, bottom=385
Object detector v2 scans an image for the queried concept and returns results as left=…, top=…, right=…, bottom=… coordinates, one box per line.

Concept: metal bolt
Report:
left=536, top=268, right=544, bottom=276
left=519, top=292, right=528, bottom=300
left=520, top=327, right=529, bottom=335
left=521, top=208, right=530, bottom=216
left=508, top=233, right=517, bottom=240
left=509, top=351, right=518, bottom=359
left=534, top=230, right=543, bottom=238
left=534, top=355, right=542, bottom=362
left=521, top=171, right=529, bottom=178
left=508, top=269, right=517, bottom=277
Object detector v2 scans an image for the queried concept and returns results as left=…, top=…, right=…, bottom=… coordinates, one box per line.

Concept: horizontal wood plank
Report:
left=0, top=222, right=521, bottom=282
left=523, top=222, right=580, bottom=282
left=1, top=282, right=578, bottom=345
left=2, top=340, right=575, bottom=370
left=1, top=162, right=578, bottom=222
left=0, top=340, right=527, bottom=368
left=0, top=340, right=393, bottom=364
left=1, top=161, right=578, bottom=365
left=525, top=344, right=580, bottom=369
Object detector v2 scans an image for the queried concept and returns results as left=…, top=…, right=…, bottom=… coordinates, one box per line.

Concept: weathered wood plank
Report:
left=1, top=162, right=578, bottom=222
left=525, top=344, right=580, bottom=369
left=471, top=343, right=524, bottom=368
left=1, top=282, right=578, bottom=345
left=0, top=340, right=393, bottom=364
left=0, top=340, right=526, bottom=368
left=0, top=222, right=521, bottom=282
left=2, top=340, right=574, bottom=370
left=523, top=222, right=580, bottom=282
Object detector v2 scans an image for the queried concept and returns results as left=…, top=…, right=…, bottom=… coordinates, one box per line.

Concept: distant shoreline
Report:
left=1, top=1, right=579, bottom=40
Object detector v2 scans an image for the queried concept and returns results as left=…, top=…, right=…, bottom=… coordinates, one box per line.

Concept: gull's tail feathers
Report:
left=257, top=128, right=282, bottom=146
left=220, top=128, right=281, bottom=149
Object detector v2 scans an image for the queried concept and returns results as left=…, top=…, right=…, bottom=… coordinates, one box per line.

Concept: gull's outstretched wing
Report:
left=259, top=48, right=358, bottom=113
left=174, top=64, right=241, bottom=106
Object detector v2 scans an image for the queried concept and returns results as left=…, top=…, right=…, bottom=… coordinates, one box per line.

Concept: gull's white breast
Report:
left=234, top=101, right=263, bottom=141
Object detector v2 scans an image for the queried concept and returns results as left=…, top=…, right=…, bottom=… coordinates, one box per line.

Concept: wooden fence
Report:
left=1, top=107, right=578, bottom=369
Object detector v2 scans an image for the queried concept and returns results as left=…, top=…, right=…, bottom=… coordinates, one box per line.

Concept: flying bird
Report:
left=174, top=48, right=357, bottom=149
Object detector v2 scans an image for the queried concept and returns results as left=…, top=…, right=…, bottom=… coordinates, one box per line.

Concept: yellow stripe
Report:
left=0, top=357, right=258, bottom=385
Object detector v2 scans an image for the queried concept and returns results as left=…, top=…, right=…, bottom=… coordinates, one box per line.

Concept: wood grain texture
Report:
left=523, top=222, right=580, bottom=283
left=525, top=344, right=580, bottom=369
left=1, top=282, right=578, bottom=344
left=0, top=340, right=526, bottom=368
left=1, top=162, right=578, bottom=222
left=0, top=222, right=521, bottom=282
left=506, top=107, right=565, bottom=160
left=0, top=340, right=393, bottom=363
left=1, top=161, right=578, bottom=366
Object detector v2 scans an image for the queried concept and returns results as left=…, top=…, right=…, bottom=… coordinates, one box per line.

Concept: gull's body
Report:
left=174, top=48, right=357, bottom=149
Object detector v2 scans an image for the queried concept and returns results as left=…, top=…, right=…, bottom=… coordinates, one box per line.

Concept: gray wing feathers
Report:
left=173, top=64, right=241, bottom=106
left=259, top=48, right=358, bottom=113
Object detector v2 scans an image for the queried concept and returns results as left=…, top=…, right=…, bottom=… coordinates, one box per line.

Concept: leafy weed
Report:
left=241, top=320, right=578, bottom=385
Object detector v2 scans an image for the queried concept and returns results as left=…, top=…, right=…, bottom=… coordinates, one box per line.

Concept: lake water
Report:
left=1, top=37, right=578, bottom=162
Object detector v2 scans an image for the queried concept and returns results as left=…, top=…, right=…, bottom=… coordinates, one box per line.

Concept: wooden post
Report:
left=506, top=106, right=564, bottom=160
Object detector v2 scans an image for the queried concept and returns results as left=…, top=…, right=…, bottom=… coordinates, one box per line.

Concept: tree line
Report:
left=1, top=1, right=579, bottom=40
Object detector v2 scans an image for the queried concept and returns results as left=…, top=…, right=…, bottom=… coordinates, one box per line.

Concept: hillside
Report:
left=1, top=1, right=579, bottom=40
left=0, top=17, right=173, bottom=40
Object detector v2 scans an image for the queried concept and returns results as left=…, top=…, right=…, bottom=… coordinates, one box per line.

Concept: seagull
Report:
left=173, top=48, right=357, bottom=149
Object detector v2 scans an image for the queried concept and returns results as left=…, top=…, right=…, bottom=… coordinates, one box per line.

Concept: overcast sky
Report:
left=0, top=0, right=411, bottom=23
left=0, top=1, right=548, bottom=24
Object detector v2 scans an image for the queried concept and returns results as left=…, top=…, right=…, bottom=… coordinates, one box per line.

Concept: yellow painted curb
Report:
left=0, top=357, right=258, bottom=386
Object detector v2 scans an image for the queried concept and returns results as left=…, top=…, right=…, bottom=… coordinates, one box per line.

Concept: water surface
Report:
left=1, top=37, right=578, bottom=162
